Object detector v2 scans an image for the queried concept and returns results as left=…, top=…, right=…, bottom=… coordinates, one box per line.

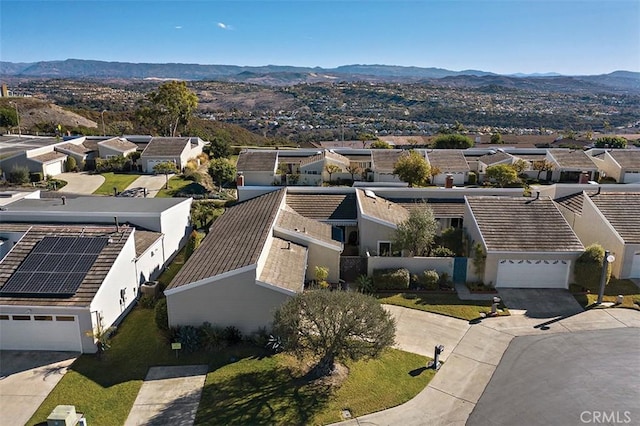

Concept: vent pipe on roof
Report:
left=114, top=217, right=119, bottom=233
left=535, top=191, right=540, bottom=200
left=596, top=187, right=601, bottom=196
left=61, top=196, right=66, bottom=205
left=286, top=241, right=291, bottom=250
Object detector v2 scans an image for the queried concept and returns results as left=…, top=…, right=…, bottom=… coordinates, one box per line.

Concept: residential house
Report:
left=237, top=151, right=278, bottom=186
left=299, top=150, right=351, bottom=183
left=594, top=150, right=640, bottom=183
left=555, top=191, right=640, bottom=278
left=97, top=137, right=138, bottom=159
left=464, top=195, right=584, bottom=288
left=165, top=189, right=343, bottom=334
left=0, top=141, right=70, bottom=178
left=370, top=150, right=408, bottom=183
left=476, top=151, right=514, bottom=174
left=355, top=189, right=409, bottom=256
left=139, top=137, right=204, bottom=173
left=426, top=150, right=470, bottom=185
left=547, top=149, right=598, bottom=182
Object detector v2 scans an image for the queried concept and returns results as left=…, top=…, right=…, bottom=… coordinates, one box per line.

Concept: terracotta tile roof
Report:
left=98, top=137, right=137, bottom=152
left=141, top=137, right=190, bottom=157
left=387, top=198, right=465, bottom=218
left=258, top=238, right=306, bottom=293
left=426, top=150, right=470, bottom=172
left=356, top=189, right=409, bottom=226
left=30, top=152, right=66, bottom=163
left=466, top=196, right=583, bottom=252
left=56, top=143, right=91, bottom=155
left=589, top=193, right=640, bottom=243
left=276, top=207, right=342, bottom=248
left=548, top=149, right=597, bottom=170
left=286, top=193, right=357, bottom=221
left=236, top=151, right=278, bottom=172
left=371, top=150, right=408, bottom=172
left=134, top=230, right=162, bottom=257
left=477, top=151, right=513, bottom=166
left=0, top=224, right=132, bottom=307
left=608, top=150, right=640, bottom=169
left=167, top=189, right=285, bottom=289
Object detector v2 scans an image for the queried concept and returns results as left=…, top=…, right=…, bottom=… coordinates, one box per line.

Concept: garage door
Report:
left=0, top=314, right=81, bottom=352
left=623, top=172, right=640, bottom=183
left=496, top=259, right=570, bottom=289
left=631, top=252, right=640, bottom=278
left=44, top=161, right=63, bottom=177
left=146, top=159, right=176, bottom=173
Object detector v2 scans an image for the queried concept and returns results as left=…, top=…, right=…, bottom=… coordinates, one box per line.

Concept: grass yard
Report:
left=93, top=172, right=142, bottom=195
left=195, top=348, right=433, bottom=425
left=378, top=293, right=509, bottom=321
left=157, top=248, right=186, bottom=290
left=155, top=175, right=193, bottom=197
left=572, top=278, right=640, bottom=310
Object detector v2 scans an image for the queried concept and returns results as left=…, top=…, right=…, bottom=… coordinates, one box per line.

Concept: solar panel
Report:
left=0, top=236, right=110, bottom=297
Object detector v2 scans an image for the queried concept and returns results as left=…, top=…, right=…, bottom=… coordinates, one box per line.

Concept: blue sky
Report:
left=1, top=0, right=639, bottom=75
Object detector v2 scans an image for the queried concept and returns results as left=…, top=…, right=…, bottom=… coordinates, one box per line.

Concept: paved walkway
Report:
left=125, top=174, right=174, bottom=198
left=334, top=305, right=639, bottom=426
left=57, top=172, right=105, bottom=194
left=124, top=365, right=208, bottom=426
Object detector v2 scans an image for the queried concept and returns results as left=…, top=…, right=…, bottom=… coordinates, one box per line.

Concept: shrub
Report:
left=432, top=246, right=455, bottom=257
left=356, top=274, right=374, bottom=294
left=223, top=325, right=243, bottom=345
left=185, top=230, right=203, bottom=259
left=575, top=244, right=610, bottom=292
left=200, top=322, right=227, bottom=351
left=177, top=325, right=201, bottom=352
left=468, top=171, right=477, bottom=185
left=247, top=327, right=270, bottom=348
left=439, top=272, right=451, bottom=287
left=138, top=294, right=156, bottom=309
left=154, top=298, right=169, bottom=331
left=598, top=176, right=617, bottom=184
left=372, top=268, right=410, bottom=290
left=65, top=156, right=77, bottom=172
left=421, top=270, right=440, bottom=290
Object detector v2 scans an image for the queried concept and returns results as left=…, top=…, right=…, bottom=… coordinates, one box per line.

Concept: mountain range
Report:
left=1, top=59, right=639, bottom=93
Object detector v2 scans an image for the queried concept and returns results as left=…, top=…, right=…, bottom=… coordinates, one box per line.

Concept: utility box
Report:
left=47, top=405, right=77, bottom=426
left=140, top=281, right=159, bottom=297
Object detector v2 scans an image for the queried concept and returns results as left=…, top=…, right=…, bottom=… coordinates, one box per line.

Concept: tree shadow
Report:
left=195, top=366, right=333, bottom=425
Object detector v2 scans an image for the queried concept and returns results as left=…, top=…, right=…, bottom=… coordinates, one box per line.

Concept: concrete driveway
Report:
left=0, top=351, right=78, bottom=426
left=468, top=328, right=640, bottom=426
left=58, top=172, right=105, bottom=194
left=125, top=174, right=174, bottom=198
left=497, top=288, right=583, bottom=318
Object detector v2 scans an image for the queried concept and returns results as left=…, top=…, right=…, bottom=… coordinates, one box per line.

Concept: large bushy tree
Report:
left=273, top=290, right=396, bottom=378
left=594, top=136, right=627, bottom=149
left=208, top=158, right=236, bottom=190
left=486, top=164, right=519, bottom=187
left=575, top=244, right=611, bottom=292
left=392, top=204, right=437, bottom=256
left=393, top=150, right=430, bottom=187
left=432, top=134, right=474, bottom=149
left=137, top=81, right=198, bottom=137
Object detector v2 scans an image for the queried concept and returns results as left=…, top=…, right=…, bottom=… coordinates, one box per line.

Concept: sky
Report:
left=1, top=0, right=639, bottom=75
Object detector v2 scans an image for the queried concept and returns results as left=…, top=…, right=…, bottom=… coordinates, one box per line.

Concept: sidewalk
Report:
left=334, top=305, right=639, bottom=426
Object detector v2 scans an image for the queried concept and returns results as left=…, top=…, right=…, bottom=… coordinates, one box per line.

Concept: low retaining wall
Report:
left=367, top=256, right=454, bottom=276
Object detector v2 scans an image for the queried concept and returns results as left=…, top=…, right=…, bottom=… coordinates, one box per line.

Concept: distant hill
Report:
left=0, top=97, right=97, bottom=129
left=1, top=59, right=638, bottom=93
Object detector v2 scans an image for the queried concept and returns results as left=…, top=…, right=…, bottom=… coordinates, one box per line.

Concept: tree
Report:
left=512, top=159, right=529, bottom=175
left=153, top=161, right=178, bottom=189
left=185, top=230, right=204, bottom=259
left=208, top=158, right=236, bottom=190
left=324, top=164, right=341, bottom=182
left=575, top=244, right=611, bottom=292
left=272, top=290, right=396, bottom=378
left=191, top=201, right=224, bottom=232
left=204, top=136, right=231, bottom=158
left=358, top=132, right=375, bottom=148
left=486, top=164, right=519, bottom=187
left=314, top=266, right=329, bottom=289
left=346, top=163, right=362, bottom=181
left=490, top=132, right=503, bottom=144
left=138, top=81, right=198, bottom=137
left=429, top=165, right=441, bottom=184
left=7, top=166, right=29, bottom=184
left=392, top=204, right=437, bottom=256
left=0, top=107, right=18, bottom=129
left=432, top=134, right=474, bottom=149
left=393, top=150, right=430, bottom=187
left=370, top=139, right=391, bottom=149
left=594, top=136, right=627, bottom=149
left=65, top=156, right=77, bottom=172
left=532, top=160, right=554, bottom=180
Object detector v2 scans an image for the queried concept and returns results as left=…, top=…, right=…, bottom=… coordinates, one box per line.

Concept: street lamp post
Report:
left=597, top=250, right=615, bottom=305
left=101, top=110, right=107, bottom=136
left=10, top=101, right=21, bottom=137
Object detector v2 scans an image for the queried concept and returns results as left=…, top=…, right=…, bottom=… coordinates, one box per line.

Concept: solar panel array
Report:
left=0, top=236, right=108, bottom=297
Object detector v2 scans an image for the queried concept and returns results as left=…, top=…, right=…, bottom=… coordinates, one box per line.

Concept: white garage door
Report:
left=0, top=314, right=81, bottom=352
left=623, top=172, right=640, bottom=183
left=496, top=259, right=570, bottom=289
left=631, top=252, right=640, bottom=278
left=146, top=159, right=176, bottom=173
left=44, top=161, right=63, bottom=177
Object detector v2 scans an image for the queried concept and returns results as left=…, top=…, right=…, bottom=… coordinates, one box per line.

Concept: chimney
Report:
left=535, top=191, right=540, bottom=200
left=445, top=174, right=454, bottom=189
left=61, top=196, right=66, bottom=205
left=114, top=217, right=119, bottom=233
left=236, top=173, right=244, bottom=187
left=578, top=172, right=590, bottom=184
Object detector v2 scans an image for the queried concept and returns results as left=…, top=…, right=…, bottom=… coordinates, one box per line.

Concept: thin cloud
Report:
left=217, top=22, right=233, bottom=30
left=174, top=26, right=182, bottom=30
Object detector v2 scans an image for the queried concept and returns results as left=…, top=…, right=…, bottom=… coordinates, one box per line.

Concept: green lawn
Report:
left=378, top=293, right=509, bottom=321
left=155, top=175, right=193, bottom=198
left=93, top=172, right=142, bottom=195
left=572, top=279, right=640, bottom=310
left=195, top=348, right=433, bottom=425
left=157, top=248, right=186, bottom=290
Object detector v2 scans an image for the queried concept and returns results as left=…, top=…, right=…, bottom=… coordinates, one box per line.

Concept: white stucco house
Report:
left=140, top=137, right=204, bottom=173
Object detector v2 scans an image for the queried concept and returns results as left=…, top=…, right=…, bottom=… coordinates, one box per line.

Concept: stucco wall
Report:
left=242, top=171, right=276, bottom=186
left=166, top=269, right=292, bottom=334
left=134, top=234, right=165, bottom=284
left=358, top=216, right=397, bottom=256
left=367, top=256, right=453, bottom=276
left=159, top=200, right=192, bottom=260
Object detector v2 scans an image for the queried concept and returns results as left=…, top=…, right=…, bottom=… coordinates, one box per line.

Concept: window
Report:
left=451, top=218, right=462, bottom=228
left=56, top=316, right=75, bottom=322
left=12, top=315, right=31, bottom=321
left=34, top=315, right=53, bottom=321
left=378, top=241, right=392, bottom=257
left=0, top=315, right=9, bottom=320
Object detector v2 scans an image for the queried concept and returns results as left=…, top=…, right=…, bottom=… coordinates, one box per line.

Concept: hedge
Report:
left=372, top=268, right=410, bottom=290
